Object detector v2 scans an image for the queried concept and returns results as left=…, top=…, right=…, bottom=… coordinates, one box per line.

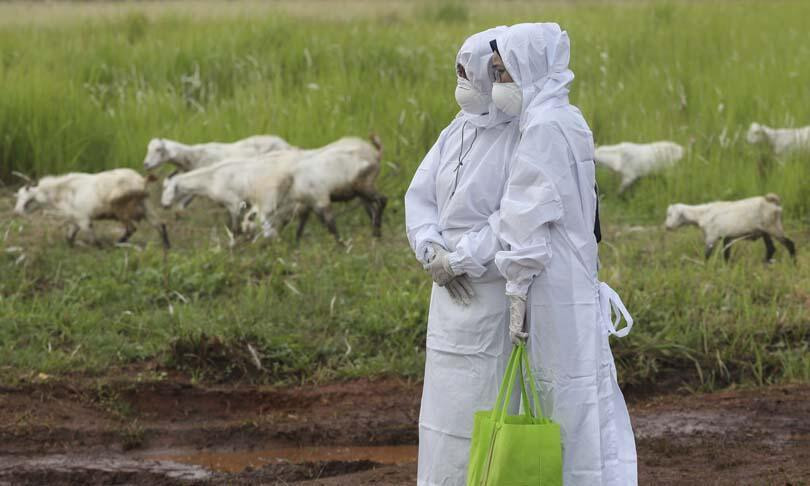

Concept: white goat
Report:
left=144, top=135, right=291, bottom=210
left=143, top=135, right=291, bottom=172
left=160, top=158, right=295, bottom=235
left=746, top=122, right=810, bottom=156
left=244, top=135, right=387, bottom=242
left=14, top=169, right=169, bottom=248
left=595, top=141, right=684, bottom=194
left=665, top=194, right=796, bottom=262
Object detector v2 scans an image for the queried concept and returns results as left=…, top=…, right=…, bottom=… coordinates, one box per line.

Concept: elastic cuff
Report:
left=446, top=252, right=463, bottom=275
left=505, top=280, right=530, bottom=298
left=447, top=251, right=487, bottom=278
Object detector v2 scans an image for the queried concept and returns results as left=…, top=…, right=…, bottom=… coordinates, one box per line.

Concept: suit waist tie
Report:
left=598, top=281, right=633, bottom=338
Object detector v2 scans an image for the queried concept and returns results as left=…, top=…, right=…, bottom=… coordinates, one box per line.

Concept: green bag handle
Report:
left=497, top=346, right=522, bottom=423
left=490, top=344, right=521, bottom=423
left=519, top=342, right=547, bottom=422
left=491, top=344, right=549, bottom=424
left=517, top=351, right=535, bottom=418
left=492, top=344, right=540, bottom=423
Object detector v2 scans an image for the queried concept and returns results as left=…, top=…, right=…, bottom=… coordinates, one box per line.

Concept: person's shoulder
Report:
left=522, top=117, right=566, bottom=141
left=525, top=107, right=591, bottom=137
left=429, top=116, right=465, bottom=148
left=440, top=115, right=467, bottom=136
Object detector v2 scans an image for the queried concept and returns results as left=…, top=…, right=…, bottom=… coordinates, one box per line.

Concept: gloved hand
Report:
left=445, top=274, right=475, bottom=306
left=423, top=242, right=456, bottom=286
left=508, top=294, right=528, bottom=345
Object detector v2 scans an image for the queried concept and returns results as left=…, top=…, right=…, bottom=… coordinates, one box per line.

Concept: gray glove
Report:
left=508, top=294, right=528, bottom=345
left=445, top=275, right=475, bottom=306
left=423, top=242, right=456, bottom=286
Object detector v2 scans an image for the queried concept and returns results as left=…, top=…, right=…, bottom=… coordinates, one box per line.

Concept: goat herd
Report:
left=12, top=134, right=388, bottom=249
left=607, top=122, right=806, bottom=262
left=9, top=121, right=808, bottom=261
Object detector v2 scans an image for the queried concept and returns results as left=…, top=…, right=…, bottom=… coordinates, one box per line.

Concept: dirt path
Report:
left=1, top=377, right=808, bottom=485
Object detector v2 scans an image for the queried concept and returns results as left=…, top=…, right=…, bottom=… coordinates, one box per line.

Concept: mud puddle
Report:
left=633, top=409, right=746, bottom=439
left=0, top=448, right=407, bottom=485
left=0, top=454, right=211, bottom=485
left=139, top=444, right=418, bottom=473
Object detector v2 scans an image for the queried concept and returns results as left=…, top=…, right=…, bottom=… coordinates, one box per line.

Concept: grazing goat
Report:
left=746, top=122, right=810, bottom=156
left=665, top=194, right=796, bottom=262
left=14, top=169, right=169, bottom=248
left=160, top=158, right=295, bottom=235
left=143, top=135, right=291, bottom=172
left=144, top=135, right=292, bottom=210
left=595, top=141, right=684, bottom=194
left=244, top=135, right=387, bottom=242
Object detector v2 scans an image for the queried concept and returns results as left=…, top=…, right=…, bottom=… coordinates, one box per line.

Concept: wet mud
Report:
left=1, top=377, right=808, bottom=485
left=141, top=445, right=419, bottom=473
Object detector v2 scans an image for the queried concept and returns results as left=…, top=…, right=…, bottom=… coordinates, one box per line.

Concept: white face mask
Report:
left=492, top=82, right=522, bottom=116
left=454, top=78, right=491, bottom=115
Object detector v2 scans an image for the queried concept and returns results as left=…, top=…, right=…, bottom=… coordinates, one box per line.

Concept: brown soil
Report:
left=1, top=377, right=808, bottom=485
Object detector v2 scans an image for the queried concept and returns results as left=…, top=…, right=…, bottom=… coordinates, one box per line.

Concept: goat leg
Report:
left=295, top=208, right=311, bottom=242
left=617, top=176, right=636, bottom=196
left=775, top=236, right=796, bottom=262
left=65, top=222, right=80, bottom=247
left=763, top=234, right=776, bottom=263
left=722, top=237, right=732, bottom=262
left=314, top=205, right=340, bottom=243
left=227, top=210, right=242, bottom=236
left=118, top=221, right=136, bottom=244
left=82, top=221, right=102, bottom=248
left=704, top=241, right=716, bottom=260
left=359, top=191, right=387, bottom=238
left=373, top=194, right=388, bottom=237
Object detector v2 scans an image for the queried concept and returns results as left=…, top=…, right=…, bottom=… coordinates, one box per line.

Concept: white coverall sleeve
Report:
left=446, top=211, right=504, bottom=278
left=495, top=122, right=566, bottom=296
left=405, top=131, right=447, bottom=264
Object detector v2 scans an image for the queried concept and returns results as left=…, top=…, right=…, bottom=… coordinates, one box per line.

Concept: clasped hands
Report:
left=423, top=242, right=527, bottom=344
left=423, top=242, right=474, bottom=306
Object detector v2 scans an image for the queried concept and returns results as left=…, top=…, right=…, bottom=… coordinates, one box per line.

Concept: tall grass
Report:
left=0, top=1, right=808, bottom=389
left=1, top=1, right=809, bottom=220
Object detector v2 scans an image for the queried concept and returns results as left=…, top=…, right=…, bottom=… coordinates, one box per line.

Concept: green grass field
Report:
left=1, top=1, right=808, bottom=390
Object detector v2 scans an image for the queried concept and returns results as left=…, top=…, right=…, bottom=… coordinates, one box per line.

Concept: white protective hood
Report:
left=455, top=26, right=514, bottom=128
left=496, top=22, right=574, bottom=131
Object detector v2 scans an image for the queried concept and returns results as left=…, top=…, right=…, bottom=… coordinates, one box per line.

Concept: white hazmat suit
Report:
left=491, top=23, right=638, bottom=485
left=405, top=27, right=521, bottom=486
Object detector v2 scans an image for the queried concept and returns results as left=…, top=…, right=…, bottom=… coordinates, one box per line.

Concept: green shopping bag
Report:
left=466, top=343, right=562, bottom=486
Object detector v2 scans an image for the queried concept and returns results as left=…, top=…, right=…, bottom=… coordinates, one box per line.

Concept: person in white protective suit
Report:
left=489, top=23, right=638, bottom=485
left=404, top=26, right=522, bottom=486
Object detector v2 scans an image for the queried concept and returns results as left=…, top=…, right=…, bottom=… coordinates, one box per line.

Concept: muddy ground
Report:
left=1, top=374, right=808, bottom=485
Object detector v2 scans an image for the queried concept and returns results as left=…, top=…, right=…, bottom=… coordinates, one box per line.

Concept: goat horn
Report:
left=11, top=171, right=33, bottom=183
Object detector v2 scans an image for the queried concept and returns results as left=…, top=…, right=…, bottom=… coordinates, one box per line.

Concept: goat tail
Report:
left=764, top=193, right=781, bottom=206
left=369, top=132, right=383, bottom=162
